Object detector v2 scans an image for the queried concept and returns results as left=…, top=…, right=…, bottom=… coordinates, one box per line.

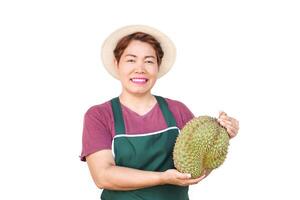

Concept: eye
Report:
left=145, top=60, right=154, bottom=64
left=126, top=59, right=135, bottom=63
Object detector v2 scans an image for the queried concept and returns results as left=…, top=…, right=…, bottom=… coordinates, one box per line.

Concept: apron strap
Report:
left=154, top=95, right=177, bottom=127
left=111, top=97, right=126, bottom=135
left=111, top=95, right=177, bottom=135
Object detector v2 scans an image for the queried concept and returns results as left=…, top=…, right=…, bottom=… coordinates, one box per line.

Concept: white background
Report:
left=0, top=0, right=299, bottom=199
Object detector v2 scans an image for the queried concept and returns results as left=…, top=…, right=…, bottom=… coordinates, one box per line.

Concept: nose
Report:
left=134, top=60, right=146, bottom=73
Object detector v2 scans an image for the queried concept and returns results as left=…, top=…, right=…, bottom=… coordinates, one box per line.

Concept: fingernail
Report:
left=187, top=174, right=191, bottom=178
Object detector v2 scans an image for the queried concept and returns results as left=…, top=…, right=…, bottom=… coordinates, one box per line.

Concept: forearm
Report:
left=97, top=165, right=164, bottom=191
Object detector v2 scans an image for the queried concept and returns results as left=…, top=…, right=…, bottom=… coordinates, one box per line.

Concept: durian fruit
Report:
left=173, top=116, right=229, bottom=178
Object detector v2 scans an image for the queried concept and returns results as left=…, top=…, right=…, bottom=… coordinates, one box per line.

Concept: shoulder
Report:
left=163, top=97, right=195, bottom=129
left=164, top=98, right=190, bottom=111
left=85, top=100, right=112, bottom=117
left=84, top=100, right=113, bottom=124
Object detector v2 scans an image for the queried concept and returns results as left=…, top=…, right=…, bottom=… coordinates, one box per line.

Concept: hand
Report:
left=160, top=169, right=212, bottom=186
left=218, top=111, right=239, bottom=139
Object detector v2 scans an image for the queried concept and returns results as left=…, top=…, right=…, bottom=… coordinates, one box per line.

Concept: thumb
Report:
left=219, top=110, right=227, bottom=118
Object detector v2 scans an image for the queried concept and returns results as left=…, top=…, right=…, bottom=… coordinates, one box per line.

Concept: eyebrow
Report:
left=125, top=54, right=137, bottom=58
left=125, top=54, right=156, bottom=59
left=145, top=56, right=156, bottom=59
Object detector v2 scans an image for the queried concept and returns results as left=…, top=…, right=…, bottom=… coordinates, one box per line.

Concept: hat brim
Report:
left=101, top=25, right=176, bottom=79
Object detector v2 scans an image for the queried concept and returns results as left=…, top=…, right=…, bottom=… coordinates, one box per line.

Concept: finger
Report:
left=219, top=119, right=232, bottom=126
left=229, top=118, right=239, bottom=129
left=223, top=123, right=237, bottom=132
left=228, top=117, right=239, bottom=127
left=227, top=122, right=239, bottom=132
left=188, top=174, right=207, bottom=183
left=219, top=120, right=235, bottom=130
left=191, top=171, right=208, bottom=181
left=181, top=175, right=206, bottom=186
left=205, top=169, right=213, bottom=176
left=219, top=116, right=237, bottom=125
left=177, top=173, right=192, bottom=180
left=221, top=122, right=239, bottom=134
left=219, top=118, right=239, bottom=130
left=218, top=111, right=227, bottom=118
left=217, top=117, right=229, bottom=124
left=218, top=115, right=230, bottom=122
left=219, top=122, right=238, bottom=136
left=227, top=127, right=238, bottom=138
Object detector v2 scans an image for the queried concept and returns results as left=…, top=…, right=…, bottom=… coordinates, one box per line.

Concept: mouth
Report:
left=130, top=78, right=149, bottom=84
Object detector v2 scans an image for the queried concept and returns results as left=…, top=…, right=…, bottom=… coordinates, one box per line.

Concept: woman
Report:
left=80, top=25, right=239, bottom=200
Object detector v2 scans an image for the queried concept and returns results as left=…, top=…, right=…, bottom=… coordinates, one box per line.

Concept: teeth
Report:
left=131, top=78, right=147, bottom=83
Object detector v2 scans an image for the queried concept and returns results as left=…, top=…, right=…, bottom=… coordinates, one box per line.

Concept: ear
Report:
left=114, top=59, right=120, bottom=78
left=114, top=59, right=118, bottom=69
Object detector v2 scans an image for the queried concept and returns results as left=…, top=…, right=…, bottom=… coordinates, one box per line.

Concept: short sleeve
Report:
left=176, top=101, right=195, bottom=129
left=80, top=105, right=112, bottom=162
left=166, top=98, right=195, bottom=129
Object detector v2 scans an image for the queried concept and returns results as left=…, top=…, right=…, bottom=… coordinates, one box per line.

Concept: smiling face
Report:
left=115, top=40, right=159, bottom=96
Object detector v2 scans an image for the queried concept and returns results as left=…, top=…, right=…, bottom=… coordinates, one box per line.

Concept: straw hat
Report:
left=101, top=25, right=176, bottom=79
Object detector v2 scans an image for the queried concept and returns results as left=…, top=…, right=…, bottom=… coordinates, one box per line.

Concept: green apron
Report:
left=101, top=95, right=189, bottom=200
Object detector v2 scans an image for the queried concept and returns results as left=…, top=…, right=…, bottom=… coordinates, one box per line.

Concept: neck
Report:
left=119, top=91, right=157, bottom=115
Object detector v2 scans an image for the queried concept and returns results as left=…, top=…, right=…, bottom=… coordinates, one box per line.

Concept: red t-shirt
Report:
left=80, top=97, right=194, bottom=161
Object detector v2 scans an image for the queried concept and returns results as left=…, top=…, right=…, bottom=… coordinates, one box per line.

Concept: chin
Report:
left=130, top=90, right=150, bottom=95
left=125, top=86, right=150, bottom=95
left=127, top=83, right=155, bottom=93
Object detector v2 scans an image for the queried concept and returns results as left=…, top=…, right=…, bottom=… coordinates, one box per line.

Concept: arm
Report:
left=86, top=150, right=163, bottom=191
left=86, top=150, right=206, bottom=191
